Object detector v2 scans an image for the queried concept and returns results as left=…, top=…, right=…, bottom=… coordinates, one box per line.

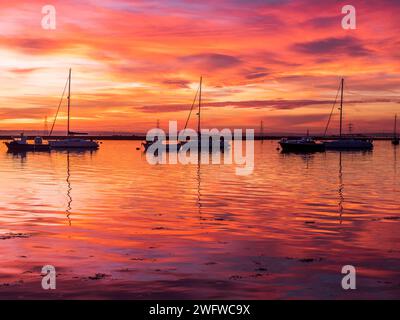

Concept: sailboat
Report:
left=141, top=120, right=184, bottom=153
left=142, top=77, right=203, bottom=153
left=324, top=78, right=373, bottom=151
left=49, top=69, right=99, bottom=149
left=392, top=114, right=399, bottom=146
left=182, top=76, right=228, bottom=152
left=143, top=77, right=228, bottom=153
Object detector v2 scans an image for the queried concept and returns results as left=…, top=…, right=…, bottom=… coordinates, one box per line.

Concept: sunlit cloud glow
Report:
left=0, top=0, right=399, bottom=133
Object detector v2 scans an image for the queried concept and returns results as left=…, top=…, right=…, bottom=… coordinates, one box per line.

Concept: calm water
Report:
left=0, top=140, right=399, bottom=299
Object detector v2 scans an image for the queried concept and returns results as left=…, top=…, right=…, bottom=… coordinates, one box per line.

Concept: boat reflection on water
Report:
left=196, top=156, right=202, bottom=220
left=279, top=148, right=317, bottom=166
left=61, top=149, right=97, bottom=226
left=66, top=151, right=72, bottom=226
left=4, top=146, right=97, bottom=226
left=1, top=140, right=400, bottom=299
left=6, top=150, right=29, bottom=163
left=145, top=147, right=227, bottom=166
left=338, top=152, right=344, bottom=224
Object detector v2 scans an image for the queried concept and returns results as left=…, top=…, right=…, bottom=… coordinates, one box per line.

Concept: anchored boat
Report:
left=4, top=133, right=50, bottom=152
left=48, top=69, right=99, bottom=150
left=325, top=138, right=373, bottom=150
left=181, top=77, right=229, bottom=153
left=142, top=138, right=184, bottom=152
left=324, top=78, right=373, bottom=151
left=143, top=77, right=229, bottom=153
left=279, top=137, right=325, bottom=153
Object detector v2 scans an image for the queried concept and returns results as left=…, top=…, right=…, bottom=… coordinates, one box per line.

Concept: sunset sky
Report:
left=0, top=0, right=399, bottom=134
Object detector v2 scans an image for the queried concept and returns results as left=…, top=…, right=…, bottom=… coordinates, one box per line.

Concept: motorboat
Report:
left=4, top=134, right=50, bottom=152
left=279, top=137, right=325, bottom=153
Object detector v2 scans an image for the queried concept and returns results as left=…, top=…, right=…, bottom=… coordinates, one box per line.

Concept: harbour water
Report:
left=0, top=140, right=399, bottom=299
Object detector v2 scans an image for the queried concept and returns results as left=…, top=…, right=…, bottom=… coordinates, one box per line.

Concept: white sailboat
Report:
left=49, top=69, right=99, bottom=149
left=324, top=78, right=373, bottom=151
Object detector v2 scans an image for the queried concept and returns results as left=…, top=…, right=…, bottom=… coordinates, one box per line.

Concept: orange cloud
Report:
left=0, top=0, right=399, bottom=133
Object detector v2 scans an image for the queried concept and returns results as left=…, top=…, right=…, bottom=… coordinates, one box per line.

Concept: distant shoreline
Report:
left=0, top=135, right=396, bottom=141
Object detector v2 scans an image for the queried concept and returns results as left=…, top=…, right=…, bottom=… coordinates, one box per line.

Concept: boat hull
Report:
left=49, top=139, right=99, bottom=149
left=279, top=142, right=325, bottom=153
left=392, top=139, right=399, bottom=146
left=179, top=141, right=229, bottom=153
left=142, top=141, right=183, bottom=152
left=143, top=141, right=229, bottom=153
left=4, top=142, right=50, bottom=152
left=324, top=139, right=373, bottom=151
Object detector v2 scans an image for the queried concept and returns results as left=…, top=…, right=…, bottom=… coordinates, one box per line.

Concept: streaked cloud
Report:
left=0, top=0, right=399, bottom=133
left=292, top=37, right=372, bottom=56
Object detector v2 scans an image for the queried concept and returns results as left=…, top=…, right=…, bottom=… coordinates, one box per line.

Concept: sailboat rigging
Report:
left=324, top=78, right=373, bottom=151
left=183, top=76, right=228, bottom=152
left=49, top=69, right=99, bottom=149
left=197, top=76, right=202, bottom=147
left=142, top=77, right=228, bottom=153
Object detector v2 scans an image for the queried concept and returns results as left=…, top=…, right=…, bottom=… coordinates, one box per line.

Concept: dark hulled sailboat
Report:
left=324, top=78, right=373, bottom=151
left=5, top=133, right=50, bottom=152
left=279, top=136, right=325, bottom=153
left=187, top=77, right=228, bottom=153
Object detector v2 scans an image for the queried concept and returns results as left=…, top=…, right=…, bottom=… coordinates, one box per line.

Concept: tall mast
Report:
left=395, top=114, right=398, bottom=138
left=44, top=116, right=48, bottom=136
left=339, top=78, right=344, bottom=138
left=67, top=68, right=71, bottom=136
left=260, top=120, right=264, bottom=141
left=198, top=76, right=202, bottom=140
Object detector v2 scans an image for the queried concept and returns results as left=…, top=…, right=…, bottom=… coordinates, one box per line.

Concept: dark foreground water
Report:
left=0, top=140, right=399, bottom=299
